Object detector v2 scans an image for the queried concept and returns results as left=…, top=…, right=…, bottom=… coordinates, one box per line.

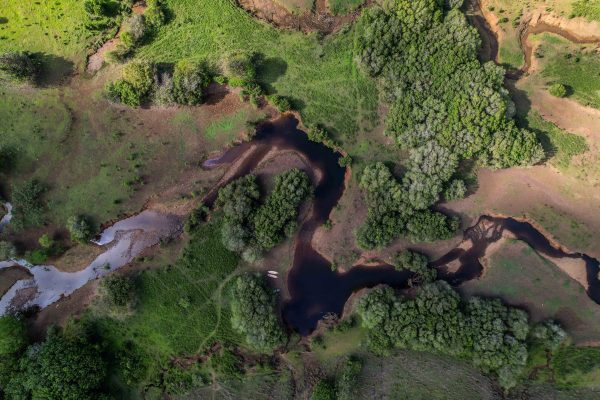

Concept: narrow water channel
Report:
left=0, top=211, right=182, bottom=314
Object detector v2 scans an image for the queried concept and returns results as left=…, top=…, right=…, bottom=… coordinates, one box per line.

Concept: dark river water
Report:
left=205, top=115, right=600, bottom=335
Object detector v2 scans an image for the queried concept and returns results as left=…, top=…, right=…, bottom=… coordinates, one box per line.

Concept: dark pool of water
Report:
left=205, top=115, right=600, bottom=335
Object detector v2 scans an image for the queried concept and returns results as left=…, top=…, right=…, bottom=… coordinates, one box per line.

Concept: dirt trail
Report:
left=236, top=0, right=372, bottom=33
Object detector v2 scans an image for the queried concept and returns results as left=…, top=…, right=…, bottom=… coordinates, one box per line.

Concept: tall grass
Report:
left=138, top=0, right=379, bottom=139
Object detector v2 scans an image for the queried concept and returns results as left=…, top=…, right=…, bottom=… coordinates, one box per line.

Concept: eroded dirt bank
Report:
left=236, top=0, right=373, bottom=33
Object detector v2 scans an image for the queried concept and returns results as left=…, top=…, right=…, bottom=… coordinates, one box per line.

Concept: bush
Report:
left=223, top=52, right=256, bottom=87
left=121, top=14, right=147, bottom=49
left=338, top=154, right=352, bottom=167
left=311, top=379, right=336, bottom=400
left=11, top=180, right=46, bottom=230
left=107, top=61, right=154, bottom=106
left=145, top=0, right=167, bottom=29
left=153, top=72, right=175, bottom=106
left=549, top=83, right=568, bottom=98
left=0, top=241, right=16, bottom=260
left=172, top=60, right=211, bottom=105
left=230, top=273, right=286, bottom=352
left=393, top=250, right=436, bottom=283
left=0, top=316, right=27, bottom=356
left=444, top=179, right=467, bottom=201
left=102, top=275, right=136, bottom=307
left=268, top=94, right=291, bottom=112
left=122, top=61, right=154, bottom=94
left=0, top=52, right=39, bottom=83
left=67, top=215, right=94, bottom=243
left=0, top=145, right=18, bottom=173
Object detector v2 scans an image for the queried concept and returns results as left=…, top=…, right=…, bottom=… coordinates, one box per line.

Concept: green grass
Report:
left=499, top=39, right=525, bottom=70
left=572, top=0, right=600, bottom=21
left=536, top=33, right=600, bottom=109
left=137, top=0, right=379, bottom=141
left=0, top=0, right=91, bottom=66
left=525, top=111, right=588, bottom=170
left=552, top=347, right=600, bottom=388
left=355, top=350, right=498, bottom=399
left=329, top=0, right=367, bottom=15
left=204, top=110, right=249, bottom=140
left=460, top=240, right=600, bottom=343
left=90, top=218, right=242, bottom=389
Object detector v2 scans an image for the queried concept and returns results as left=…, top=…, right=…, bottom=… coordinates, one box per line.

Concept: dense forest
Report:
left=355, top=0, right=544, bottom=248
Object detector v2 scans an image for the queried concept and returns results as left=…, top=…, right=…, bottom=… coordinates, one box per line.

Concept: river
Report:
left=1, top=116, right=599, bottom=335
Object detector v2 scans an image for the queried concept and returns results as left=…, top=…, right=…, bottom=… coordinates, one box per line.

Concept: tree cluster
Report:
left=393, top=250, right=436, bottom=283
left=253, top=169, right=311, bottom=250
left=107, top=59, right=212, bottom=107
left=216, top=169, right=312, bottom=262
left=356, top=162, right=458, bottom=249
left=2, top=330, right=109, bottom=400
left=357, top=282, right=565, bottom=390
left=354, top=0, right=544, bottom=248
left=230, top=273, right=286, bottom=352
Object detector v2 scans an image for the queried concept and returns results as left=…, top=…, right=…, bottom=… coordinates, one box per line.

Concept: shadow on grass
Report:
left=33, top=53, right=75, bottom=87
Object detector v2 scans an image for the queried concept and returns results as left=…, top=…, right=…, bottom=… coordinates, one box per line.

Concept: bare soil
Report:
left=236, top=0, right=373, bottom=33
left=0, top=266, right=32, bottom=298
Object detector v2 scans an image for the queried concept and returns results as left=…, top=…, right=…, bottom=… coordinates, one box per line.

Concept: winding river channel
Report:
left=2, top=116, right=600, bottom=333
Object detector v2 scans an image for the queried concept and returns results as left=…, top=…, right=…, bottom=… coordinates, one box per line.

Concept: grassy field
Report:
left=89, top=218, right=243, bottom=393
left=524, top=111, right=588, bottom=170
left=533, top=33, right=600, bottom=109
left=0, top=81, right=264, bottom=233
left=138, top=0, right=380, bottom=143
left=329, top=0, right=367, bottom=15
left=460, top=240, right=600, bottom=343
left=572, top=0, right=600, bottom=21
left=0, top=0, right=92, bottom=68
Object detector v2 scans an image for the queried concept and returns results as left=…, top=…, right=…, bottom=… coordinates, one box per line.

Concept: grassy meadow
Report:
left=533, top=33, right=600, bottom=109
left=460, top=240, right=600, bottom=343
left=88, top=218, right=244, bottom=393
left=0, top=0, right=92, bottom=68
left=137, top=0, right=380, bottom=142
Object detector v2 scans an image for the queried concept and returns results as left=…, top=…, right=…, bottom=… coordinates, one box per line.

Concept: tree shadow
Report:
left=32, top=53, right=74, bottom=87
left=255, top=54, right=288, bottom=95
left=507, top=78, right=557, bottom=163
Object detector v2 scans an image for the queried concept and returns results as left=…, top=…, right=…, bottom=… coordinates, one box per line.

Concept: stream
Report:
left=203, top=116, right=600, bottom=334
left=0, top=210, right=182, bottom=314
left=0, top=115, right=600, bottom=335
left=1, top=116, right=600, bottom=334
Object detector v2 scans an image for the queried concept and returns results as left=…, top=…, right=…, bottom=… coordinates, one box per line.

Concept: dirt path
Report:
left=236, top=0, right=372, bottom=33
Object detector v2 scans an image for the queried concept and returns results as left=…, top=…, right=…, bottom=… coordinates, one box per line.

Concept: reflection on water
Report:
left=0, top=210, right=182, bottom=314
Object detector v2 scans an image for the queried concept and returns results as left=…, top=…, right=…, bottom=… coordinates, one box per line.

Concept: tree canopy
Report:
left=354, top=0, right=543, bottom=249
left=230, top=273, right=286, bottom=352
left=356, top=282, right=547, bottom=390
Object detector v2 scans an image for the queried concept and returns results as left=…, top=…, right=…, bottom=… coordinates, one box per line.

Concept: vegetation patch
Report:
left=536, top=33, right=600, bottom=108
